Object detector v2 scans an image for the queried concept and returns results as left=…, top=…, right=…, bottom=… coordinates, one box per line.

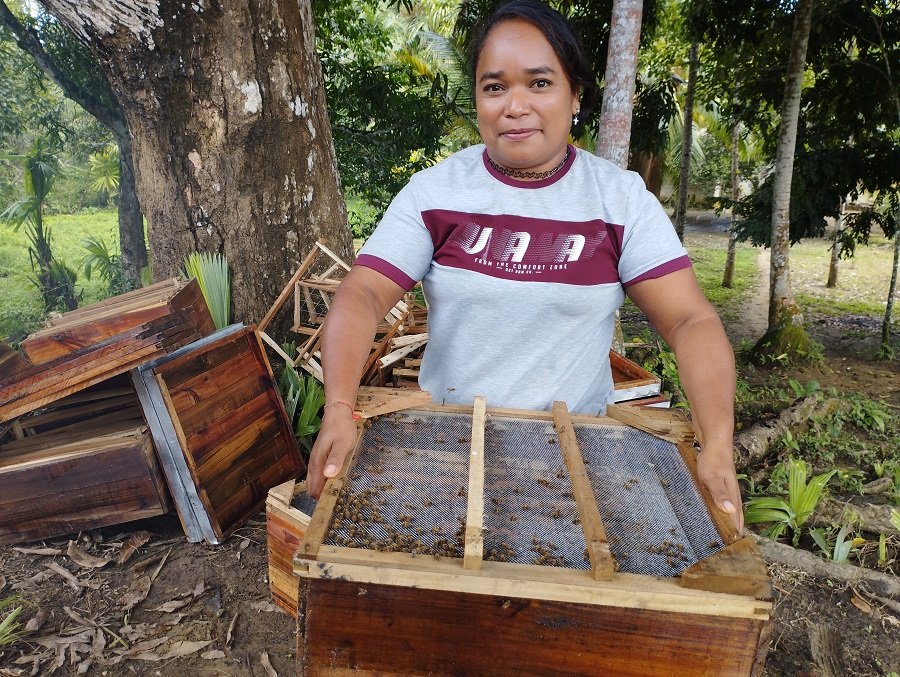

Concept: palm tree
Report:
left=1, top=138, right=79, bottom=310
left=88, top=143, right=120, bottom=206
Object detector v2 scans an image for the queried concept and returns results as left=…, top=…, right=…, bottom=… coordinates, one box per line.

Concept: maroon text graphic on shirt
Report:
left=422, top=209, right=624, bottom=285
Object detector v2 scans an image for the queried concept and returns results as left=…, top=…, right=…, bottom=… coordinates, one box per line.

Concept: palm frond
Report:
left=183, top=252, right=231, bottom=330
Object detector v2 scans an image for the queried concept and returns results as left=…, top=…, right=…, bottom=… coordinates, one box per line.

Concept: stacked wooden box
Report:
left=293, top=399, right=772, bottom=676
left=0, top=280, right=218, bottom=544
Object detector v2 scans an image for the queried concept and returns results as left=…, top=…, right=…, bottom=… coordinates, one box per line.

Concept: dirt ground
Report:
left=1, top=213, right=898, bottom=676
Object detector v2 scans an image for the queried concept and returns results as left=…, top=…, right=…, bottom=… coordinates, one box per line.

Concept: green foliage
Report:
left=183, top=252, right=231, bottom=330
left=277, top=362, right=325, bottom=454
left=641, top=341, right=685, bottom=407
left=81, top=234, right=133, bottom=296
left=314, top=0, right=451, bottom=236
left=810, top=524, right=859, bottom=563
left=0, top=596, right=24, bottom=648
left=744, top=457, right=837, bottom=546
left=87, top=144, right=119, bottom=204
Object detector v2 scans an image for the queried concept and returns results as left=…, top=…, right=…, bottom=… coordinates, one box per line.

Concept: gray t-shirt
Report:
left=356, top=144, right=689, bottom=415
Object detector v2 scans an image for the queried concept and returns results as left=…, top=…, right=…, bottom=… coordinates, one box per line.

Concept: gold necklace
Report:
left=487, top=147, right=571, bottom=181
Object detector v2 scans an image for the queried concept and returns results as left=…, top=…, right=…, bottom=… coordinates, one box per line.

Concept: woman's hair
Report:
left=466, top=0, right=601, bottom=134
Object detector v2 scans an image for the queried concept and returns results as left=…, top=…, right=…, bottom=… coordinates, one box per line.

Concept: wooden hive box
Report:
left=266, top=479, right=314, bottom=615
left=295, top=400, right=772, bottom=676
left=133, top=324, right=306, bottom=544
left=0, top=378, right=171, bottom=544
left=20, top=278, right=212, bottom=365
left=0, top=279, right=214, bottom=423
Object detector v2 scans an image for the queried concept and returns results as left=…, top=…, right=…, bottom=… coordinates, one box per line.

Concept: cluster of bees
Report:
left=646, top=539, right=692, bottom=568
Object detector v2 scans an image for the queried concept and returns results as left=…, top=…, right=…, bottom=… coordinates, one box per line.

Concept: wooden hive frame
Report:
left=295, top=401, right=772, bottom=676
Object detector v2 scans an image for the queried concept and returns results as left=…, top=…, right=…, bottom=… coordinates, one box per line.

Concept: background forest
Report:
left=0, top=0, right=898, bottom=675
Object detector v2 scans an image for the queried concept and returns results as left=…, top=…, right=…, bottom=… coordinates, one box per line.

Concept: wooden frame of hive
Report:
left=295, top=400, right=772, bottom=676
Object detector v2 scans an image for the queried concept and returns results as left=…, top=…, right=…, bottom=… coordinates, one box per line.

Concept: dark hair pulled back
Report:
left=467, top=0, right=600, bottom=135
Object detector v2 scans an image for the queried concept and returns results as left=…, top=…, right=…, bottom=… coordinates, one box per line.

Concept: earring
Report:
left=573, top=111, right=580, bottom=126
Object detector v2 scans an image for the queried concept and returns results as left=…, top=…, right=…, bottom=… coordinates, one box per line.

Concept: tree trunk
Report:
left=39, top=0, right=352, bottom=326
left=826, top=199, right=843, bottom=288
left=722, top=121, right=740, bottom=288
left=766, top=0, right=815, bottom=332
left=884, top=222, right=899, bottom=349
left=116, top=134, right=146, bottom=287
left=0, top=0, right=148, bottom=290
left=596, top=0, right=643, bottom=170
left=673, top=42, right=698, bottom=243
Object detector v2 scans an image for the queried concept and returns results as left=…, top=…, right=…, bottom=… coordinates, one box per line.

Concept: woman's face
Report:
left=475, top=19, right=580, bottom=175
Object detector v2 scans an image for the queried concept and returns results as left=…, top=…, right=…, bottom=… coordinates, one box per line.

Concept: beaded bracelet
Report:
left=323, top=400, right=360, bottom=420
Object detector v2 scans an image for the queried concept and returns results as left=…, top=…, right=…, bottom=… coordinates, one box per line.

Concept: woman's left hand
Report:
left=696, top=447, right=744, bottom=533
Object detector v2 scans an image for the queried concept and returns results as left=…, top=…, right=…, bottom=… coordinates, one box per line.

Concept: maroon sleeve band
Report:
left=622, top=255, right=693, bottom=288
left=354, top=254, right=418, bottom=291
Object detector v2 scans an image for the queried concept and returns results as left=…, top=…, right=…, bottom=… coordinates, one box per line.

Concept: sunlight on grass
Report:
left=684, top=234, right=758, bottom=325
left=0, top=210, right=118, bottom=340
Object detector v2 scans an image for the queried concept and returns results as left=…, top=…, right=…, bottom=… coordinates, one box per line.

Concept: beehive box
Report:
left=0, top=378, right=171, bottom=544
left=266, top=480, right=314, bottom=615
left=295, top=400, right=772, bottom=676
left=133, top=324, right=306, bottom=544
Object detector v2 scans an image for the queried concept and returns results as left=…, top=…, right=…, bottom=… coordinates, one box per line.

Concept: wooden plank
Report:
left=297, top=425, right=365, bottom=561
left=604, top=403, right=695, bottom=444
left=314, top=241, right=351, bottom=272
left=259, top=244, right=321, bottom=332
left=463, top=396, right=486, bottom=571
left=259, top=330, right=295, bottom=366
left=192, top=405, right=282, bottom=484
left=132, top=366, right=213, bottom=543
left=299, top=578, right=767, bottom=677
left=354, top=387, right=433, bottom=419
left=165, top=346, right=260, bottom=413
left=551, top=401, right=616, bottom=581
left=299, top=551, right=768, bottom=620
left=173, top=370, right=268, bottom=439
left=672, top=439, right=742, bottom=546
left=0, top=341, right=30, bottom=381
left=679, top=537, right=772, bottom=599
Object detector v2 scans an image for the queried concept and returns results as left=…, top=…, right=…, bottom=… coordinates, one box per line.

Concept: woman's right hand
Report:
left=307, top=406, right=359, bottom=498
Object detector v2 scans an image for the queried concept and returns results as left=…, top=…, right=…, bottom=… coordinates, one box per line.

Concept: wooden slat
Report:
left=0, top=341, right=30, bottom=381
left=672, top=439, right=741, bottom=546
left=463, top=396, right=486, bottom=570
left=679, top=537, right=772, bottom=599
left=604, top=403, right=695, bottom=444
left=551, top=401, right=616, bottom=581
left=298, top=425, right=365, bottom=561
left=259, top=244, right=322, bottom=332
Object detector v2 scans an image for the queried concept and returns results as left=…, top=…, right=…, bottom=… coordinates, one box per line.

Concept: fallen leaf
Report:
left=11, top=571, right=51, bottom=590
left=117, top=532, right=152, bottom=565
left=260, top=651, right=278, bottom=677
left=0, top=575, right=6, bottom=594
left=192, top=581, right=206, bottom=597
left=34, top=632, right=93, bottom=650
left=75, top=658, right=92, bottom=675
left=150, top=599, right=192, bottom=613
left=250, top=600, right=278, bottom=613
left=12, top=547, right=62, bottom=557
left=885, top=615, right=900, bottom=628
left=225, top=612, right=238, bottom=649
left=120, top=575, right=152, bottom=611
left=44, top=563, right=84, bottom=591
left=91, top=628, right=106, bottom=658
left=63, top=606, right=94, bottom=627
left=132, top=640, right=213, bottom=661
left=24, top=609, right=47, bottom=632
left=237, top=540, right=250, bottom=560
left=67, top=541, right=112, bottom=569
left=851, top=594, right=874, bottom=615
left=201, top=650, right=226, bottom=660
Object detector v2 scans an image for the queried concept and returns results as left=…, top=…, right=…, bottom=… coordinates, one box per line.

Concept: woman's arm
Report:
left=306, top=266, right=406, bottom=498
left=626, top=268, right=743, bottom=531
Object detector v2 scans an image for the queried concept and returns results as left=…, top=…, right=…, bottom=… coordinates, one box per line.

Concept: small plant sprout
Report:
left=744, top=457, right=837, bottom=546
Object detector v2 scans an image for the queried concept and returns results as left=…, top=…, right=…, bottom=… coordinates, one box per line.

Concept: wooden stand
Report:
left=295, top=400, right=772, bottom=676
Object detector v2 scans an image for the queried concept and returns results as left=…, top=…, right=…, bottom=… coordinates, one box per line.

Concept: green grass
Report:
left=791, top=236, right=897, bottom=320
left=0, top=209, right=118, bottom=341
left=685, top=237, right=758, bottom=325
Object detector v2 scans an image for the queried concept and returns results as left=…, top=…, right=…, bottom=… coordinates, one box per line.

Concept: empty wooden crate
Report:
left=295, top=401, right=771, bottom=676
left=134, top=324, right=306, bottom=544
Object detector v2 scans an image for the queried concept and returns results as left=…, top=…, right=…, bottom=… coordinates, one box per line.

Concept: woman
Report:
left=308, top=0, right=742, bottom=532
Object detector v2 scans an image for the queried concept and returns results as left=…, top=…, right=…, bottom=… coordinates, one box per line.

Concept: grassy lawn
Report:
left=0, top=210, right=118, bottom=340
left=686, top=239, right=758, bottom=325
left=791, top=236, right=897, bottom=319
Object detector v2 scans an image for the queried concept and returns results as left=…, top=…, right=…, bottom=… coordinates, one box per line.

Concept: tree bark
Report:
left=749, top=531, right=900, bottom=599
left=673, top=41, right=698, bottom=243
left=733, top=395, right=841, bottom=473
left=722, top=121, right=740, bottom=288
left=39, top=0, right=352, bottom=326
left=0, top=0, right=147, bottom=288
left=596, top=0, right=642, bottom=170
left=826, top=199, right=843, bottom=288
left=767, top=0, right=815, bottom=331
left=883, top=221, right=899, bottom=350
